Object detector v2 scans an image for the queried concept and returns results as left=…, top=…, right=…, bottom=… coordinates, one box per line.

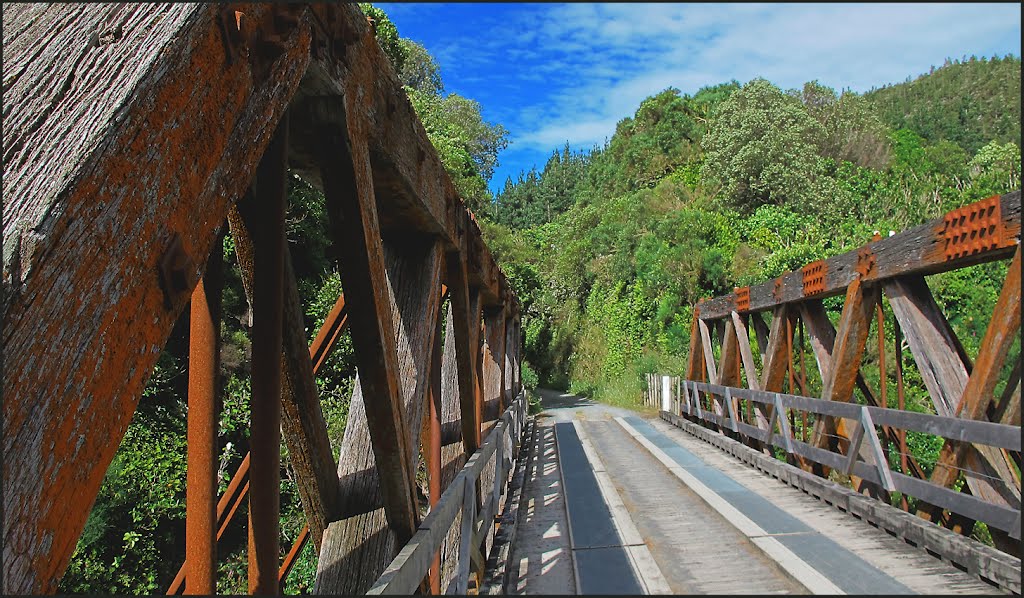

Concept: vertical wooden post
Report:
left=248, top=112, right=288, bottom=595
left=185, top=229, right=223, bottom=595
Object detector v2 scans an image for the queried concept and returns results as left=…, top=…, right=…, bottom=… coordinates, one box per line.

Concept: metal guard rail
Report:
left=663, top=379, right=1021, bottom=540
left=367, top=391, right=528, bottom=594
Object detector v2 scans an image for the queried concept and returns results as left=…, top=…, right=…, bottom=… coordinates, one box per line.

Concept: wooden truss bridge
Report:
left=2, top=3, right=1021, bottom=596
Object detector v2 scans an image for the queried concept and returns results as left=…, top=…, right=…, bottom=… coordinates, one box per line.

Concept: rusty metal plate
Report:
left=773, top=277, right=784, bottom=302
left=942, top=195, right=1004, bottom=261
left=734, top=286, right=750, bottom=312
left=802, top=260, right=827, bottom=296
left=856, top=246, right=876, bottom=278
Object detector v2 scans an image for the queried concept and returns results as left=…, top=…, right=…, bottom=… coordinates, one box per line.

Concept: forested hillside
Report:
left=482, top=55, right=1020, bottom=545
left=865, top=55, right=1021, bottom=154
left=58, top=5, right=1019, bottom=593
left=488, top=58, right=1020, bottom=404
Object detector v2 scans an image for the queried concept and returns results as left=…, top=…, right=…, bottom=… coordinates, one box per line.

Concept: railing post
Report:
left=861, top=407, right=895, bottom=492
left=724, top=387, right=739, bottom=433
left=456, top=477, right=477, bottom=594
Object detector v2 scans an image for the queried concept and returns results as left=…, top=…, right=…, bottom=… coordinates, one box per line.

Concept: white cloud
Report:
left=493, top=2, right=1020, bottom=155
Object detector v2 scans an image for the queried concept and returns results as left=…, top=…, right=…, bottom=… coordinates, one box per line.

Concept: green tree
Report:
left=702, top=78, right=825, bottom=213
left=398, top=38, right=443, bottom=95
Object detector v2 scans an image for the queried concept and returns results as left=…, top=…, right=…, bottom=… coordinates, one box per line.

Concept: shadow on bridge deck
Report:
left=505, top=389, right=1012, bottom=595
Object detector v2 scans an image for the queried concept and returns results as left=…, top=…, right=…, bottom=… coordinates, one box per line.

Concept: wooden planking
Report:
left=697, top=192, right=1021, bottom=320
left=1, top=5, right=311, bottom=593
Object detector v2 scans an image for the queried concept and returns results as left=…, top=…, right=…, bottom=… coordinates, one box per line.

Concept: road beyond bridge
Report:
left=500, top=389, right=1017, bottom=595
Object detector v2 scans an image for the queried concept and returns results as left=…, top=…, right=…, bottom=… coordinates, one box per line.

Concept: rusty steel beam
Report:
left=184, top=231, right=223, bottom=595
left=425, top=305, right=444, bottom=595
left=169, top=288, right=349, bottom=594
left=698, top=192, right=1020, bottom=321
left=248, top=111, right=289, bottom=596
left=278, top=524, right=310, bottom=589
left=168, top=454, right=251, bottom=594
left=310, top=293, right=348, bottom=372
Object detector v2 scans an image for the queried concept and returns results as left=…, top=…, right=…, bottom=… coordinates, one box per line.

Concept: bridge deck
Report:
left=506, top=391, right=1007, bottom=595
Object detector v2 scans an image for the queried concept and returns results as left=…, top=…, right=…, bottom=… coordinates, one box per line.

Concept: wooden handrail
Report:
left=366, top=392, right=527, bottom=595
left=651, top=377, right=1022, bottom=540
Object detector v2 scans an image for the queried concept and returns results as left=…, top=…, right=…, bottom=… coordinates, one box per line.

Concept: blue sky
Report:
left=378, top=3, right=1022, bottom=196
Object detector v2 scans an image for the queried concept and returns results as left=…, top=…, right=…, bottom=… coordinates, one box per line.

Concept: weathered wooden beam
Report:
left=698, top=319, right=719, bottom=384
left=697, top=192, right=1020, bottom=320
left=884, top=276, right=970, bottom=417
left=1, top=5, right=310, bottom=592
left=314, top=239, right=444, bottom=595
left=481, top=307, right=505, bottom=424
left=751, top=311, right=771, bottom=367
left=438, top=303, right=469, bottom=589
left=800, top=297, right=883, bottom=493
left=697, top=318, right=723, bottom=421
left=447, top=249, right=484, bottom=455
left=732, top=312, right=761, bottom=391
left=685, top=311, right=706, bottom=384
left=807, top=277, right=891, bottom=498
left=292, top=4, right=519, bottom=313
left=228, top=193, right=340, bottom=555
left=718, top=318, right=742, bottom=387
left=760, top=306, right=792, bottom=393
left=925, top=247, right=1022, bottom=549
left=315, top=101, right=418, bottom=550
left=798, top=299, right=930, bottom=485
left=810, top=278, right=878, bottom=452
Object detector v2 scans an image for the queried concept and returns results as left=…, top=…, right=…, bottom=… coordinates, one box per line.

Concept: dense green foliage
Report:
left=59, top=8, right=1020, bottom=591
left=865, top=55, right=1021, bottom=154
